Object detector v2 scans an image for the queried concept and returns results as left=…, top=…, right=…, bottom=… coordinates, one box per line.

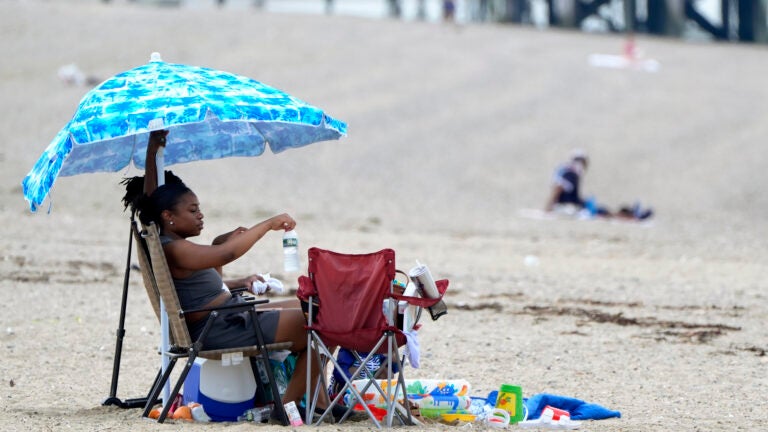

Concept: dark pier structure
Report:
left=475, top=0, right=768, bottom=43
left=116, top=1, right=767, bottom=44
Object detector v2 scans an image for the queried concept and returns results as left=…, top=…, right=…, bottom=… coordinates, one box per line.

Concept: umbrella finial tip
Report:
left=150, top=52, right=163, bottom=62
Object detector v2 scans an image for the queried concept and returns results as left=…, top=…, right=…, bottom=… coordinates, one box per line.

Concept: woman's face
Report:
left=166, top=191, right=204, bottom=237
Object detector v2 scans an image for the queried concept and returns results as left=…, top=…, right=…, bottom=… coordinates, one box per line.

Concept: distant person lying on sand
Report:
left=545, top=149, right=653, bottom=221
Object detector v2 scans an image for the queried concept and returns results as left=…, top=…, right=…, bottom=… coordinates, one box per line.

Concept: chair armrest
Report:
left=296, top=275, right=316, bottom=301
left=183, top=297, right=268, bottom=316
left=391, top=279, right=449, bottom=307
left=229, top=287, right=249, bottom=295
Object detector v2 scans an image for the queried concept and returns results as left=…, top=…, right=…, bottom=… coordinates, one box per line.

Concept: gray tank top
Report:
left=160, top=236, right=225, bottom=310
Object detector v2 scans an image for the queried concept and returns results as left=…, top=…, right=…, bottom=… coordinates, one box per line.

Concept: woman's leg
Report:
left=256, top=298, right=301, bottom=310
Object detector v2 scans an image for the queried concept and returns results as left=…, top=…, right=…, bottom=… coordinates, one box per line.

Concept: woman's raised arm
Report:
left=144, top=130, right=169, bottom=197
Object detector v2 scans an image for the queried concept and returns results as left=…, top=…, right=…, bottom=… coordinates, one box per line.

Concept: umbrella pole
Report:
left=102, top=218, right=149, bottom=409
left=156, top=148, right=172, bottom=407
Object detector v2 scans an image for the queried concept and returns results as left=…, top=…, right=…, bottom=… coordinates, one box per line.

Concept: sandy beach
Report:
left=2, top=1, right=767, bottom=431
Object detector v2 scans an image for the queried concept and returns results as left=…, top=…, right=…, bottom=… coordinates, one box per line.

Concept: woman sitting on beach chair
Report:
left=121, top=130, right=340, bottom=418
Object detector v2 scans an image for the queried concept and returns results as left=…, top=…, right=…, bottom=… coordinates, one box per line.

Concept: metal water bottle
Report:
left=282, top=230, right=300, bottom=272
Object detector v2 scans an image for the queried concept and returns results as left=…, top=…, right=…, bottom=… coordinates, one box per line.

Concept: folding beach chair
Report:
left=297, top=247, right=448, bottom=428
left=137, top=222, right=293, bottom=424
left=132, top=220, right=162, bottom=321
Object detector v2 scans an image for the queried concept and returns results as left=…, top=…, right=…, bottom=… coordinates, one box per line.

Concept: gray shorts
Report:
left=187, top=298, right=280, bottom=350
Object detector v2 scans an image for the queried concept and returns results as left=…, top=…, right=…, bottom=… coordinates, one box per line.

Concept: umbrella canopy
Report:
left=22, top=52, right=346, bottom=211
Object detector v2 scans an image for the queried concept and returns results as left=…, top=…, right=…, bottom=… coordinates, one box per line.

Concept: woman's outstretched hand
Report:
left=269, top=213, right=296, bottom=232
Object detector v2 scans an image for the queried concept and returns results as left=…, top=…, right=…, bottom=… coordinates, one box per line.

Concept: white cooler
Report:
left=183, top=358, right=257, bottom=422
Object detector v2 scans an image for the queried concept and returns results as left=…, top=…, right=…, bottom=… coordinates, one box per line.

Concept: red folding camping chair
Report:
left=297, top=247, right=448, bottom=428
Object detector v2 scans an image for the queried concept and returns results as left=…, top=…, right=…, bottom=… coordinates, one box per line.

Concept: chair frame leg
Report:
left=142, top=356, right=179, bottom=419
left=394, top=353, right=414, bottom=425
left=143, top=310, right=216, bottom=421
left=157, top=352, right=198, bottom=423
left=305, top=328, right=313, bottom=425
left=308, top=335, right=388, bottom=427
left=104, top=221, right=152, bottom=409
left=385, top=333, right=413, bottom=426
left=339, top=336, right=414, bottom=427
left=307, top=338, right=358, bottom=425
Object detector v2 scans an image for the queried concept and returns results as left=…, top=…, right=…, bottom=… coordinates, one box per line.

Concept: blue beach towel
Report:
left=525, top=393, right=621, bottom=421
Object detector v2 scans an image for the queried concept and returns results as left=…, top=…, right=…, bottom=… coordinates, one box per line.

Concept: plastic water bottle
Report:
left=237, top=405, right=272, bottom=423
left=282, top=230, right=300, bottom=272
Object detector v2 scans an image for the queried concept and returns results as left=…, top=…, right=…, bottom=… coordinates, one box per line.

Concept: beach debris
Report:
left=453, top=301, right=503, bottom=312
left=588, top=52, right=660, bottom=72
left=729, top=344, right=766, bottom=357
left=149, top=395, right=211, bottom=422
left=522, top=305, right=740, bottom=344
left=519, top=405, right=581, bottom=429
left=523, top=255, right=540, bottom=267
left=191, top=404, right=211, bottom=422
left=57, top=63, right=85, bottom=86
left=57, top=63, right=101, bottom=87
left=171, top=405, right=193, bottom=421
left=9, top=379, right=14, bottom=387
left=588, top=37, right=661, bottom=73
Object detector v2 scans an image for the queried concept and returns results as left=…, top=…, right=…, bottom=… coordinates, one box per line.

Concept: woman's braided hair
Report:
left=120, top=170, right=191, bottom=228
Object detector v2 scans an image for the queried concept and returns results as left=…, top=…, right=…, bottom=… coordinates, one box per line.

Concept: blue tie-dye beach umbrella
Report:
left=22, top=52, right=347, bottom=211
left=20, top=52, right=346, bottom=412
